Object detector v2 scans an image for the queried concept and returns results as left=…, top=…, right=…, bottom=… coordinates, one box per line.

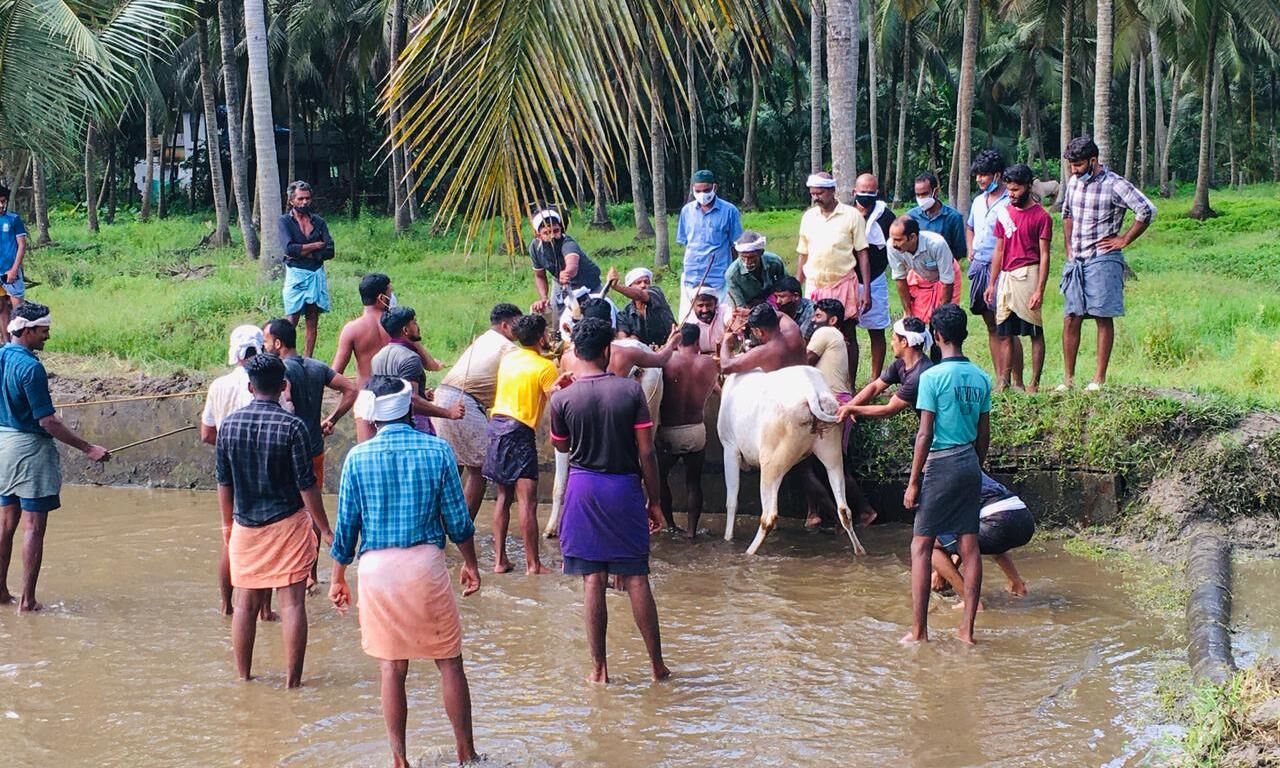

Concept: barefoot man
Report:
left=902, top=304, right=991, bottom=645
left=216, top=354, right=333, bottom=685
left=932, top=472, right=1036, bottom=601
left=0, top=303, right=109, bottom=611
left=333, top=273, right=396, bottom=441
left=657, top=324, right=719, bottom=536
left=484, top=314, right=565, bottom=574
left=330, top=376, right=481, bottom=766
left=550, top=318, right=670, bottom=683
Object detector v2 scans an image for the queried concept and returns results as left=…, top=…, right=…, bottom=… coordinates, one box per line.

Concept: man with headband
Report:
left=676, top=170, right=743, bottom=321
left=611, top=266, right=676, bottom=347
left=528, top=209, right=602, bottom=320
left=797, top=171, right=872, bottom=385
left=724, top=230, right=787, bottom=310
left=0, top=303, right=109, bottom=612
left=331, top=375, right=481, bottom=766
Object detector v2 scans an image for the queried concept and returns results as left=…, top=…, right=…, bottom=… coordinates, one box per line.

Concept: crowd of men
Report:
left=0, top=133, right=1154, bottom=766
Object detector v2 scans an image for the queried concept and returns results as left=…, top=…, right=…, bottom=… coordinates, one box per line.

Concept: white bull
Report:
left=719, top=366, right=866, bottom=556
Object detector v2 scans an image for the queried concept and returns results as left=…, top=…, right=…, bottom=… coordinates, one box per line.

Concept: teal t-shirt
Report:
left=915, top=356, right=992, bottom=451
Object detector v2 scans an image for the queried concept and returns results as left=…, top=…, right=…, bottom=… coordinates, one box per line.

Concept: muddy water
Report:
left=2, top=487, right=1177, bottom=767
left=1231, top=559, right=1280, bottom=667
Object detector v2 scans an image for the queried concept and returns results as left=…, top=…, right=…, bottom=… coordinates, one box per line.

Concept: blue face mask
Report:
left=1077, top=163, right=1097, bottom=182
left=985, top=180, right=999, bottom=194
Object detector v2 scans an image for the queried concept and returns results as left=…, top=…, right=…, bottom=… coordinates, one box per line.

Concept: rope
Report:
left=54, top=390, right=205, bottom=408
left=109, top=425, right=198, bottom=454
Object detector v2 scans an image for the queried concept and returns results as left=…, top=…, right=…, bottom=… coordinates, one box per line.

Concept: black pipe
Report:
left=1185, top=523, right=1236, bottom=685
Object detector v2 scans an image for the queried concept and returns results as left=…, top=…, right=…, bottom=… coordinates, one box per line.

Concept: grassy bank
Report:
left=24, top=184, right=1280, bottom=405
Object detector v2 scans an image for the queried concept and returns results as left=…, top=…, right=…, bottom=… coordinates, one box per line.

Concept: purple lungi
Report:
left=560, top=468, right=649, bottom=566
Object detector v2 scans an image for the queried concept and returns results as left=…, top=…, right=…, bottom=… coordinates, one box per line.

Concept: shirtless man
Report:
left=561, top=299, right=678, bottom=378
left=332, top=273, right=396, bottom=441
left=657, top=324, right=720, bottom=536
left=719, top=303, right=806, bottom=374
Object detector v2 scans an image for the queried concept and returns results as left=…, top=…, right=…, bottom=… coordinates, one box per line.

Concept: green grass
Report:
left=1171, top=661, right=1280, bottom=767
left=23, top=184, right=1280, bottom=405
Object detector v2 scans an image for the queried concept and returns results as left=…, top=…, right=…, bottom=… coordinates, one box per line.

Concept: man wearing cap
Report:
left=676, top=170, right=743, bottom=321
left=610, top=266, right=676, bottom=347
left=528, top=209, right=602, bottom=320
left=724, top=231, right=787, bottom=310
left=0, top=303, right=109, bottom=612
left=852, top=174, right=897, bottom=379
left=330, top=375, right=482, bottom=766
left=797, top=171, right=872, bottom=385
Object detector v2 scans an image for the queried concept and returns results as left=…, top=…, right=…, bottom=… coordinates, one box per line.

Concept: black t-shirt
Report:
left=879, top=357, right=933, bottom=407
left=549, top=373, right=652, bottom=474
left=283, top=355, right=336, bottom=457
left=528, top=234, right=603, bottom=291
left=618, top=285, right=677, bottom=347
left=867, top=204, right=896, bottom=281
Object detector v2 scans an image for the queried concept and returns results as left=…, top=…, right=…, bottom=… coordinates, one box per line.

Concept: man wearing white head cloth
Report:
left=0, top=302, right=109, bottom=612
left=797, top=171, right=873, bottom=385
left=610, top=265, right=676, bottom=347
left=724, top=230, right=787, bottom=309
left=331, top=374, right=482, bottom=766
left=527, top=209, right=602, bottom=321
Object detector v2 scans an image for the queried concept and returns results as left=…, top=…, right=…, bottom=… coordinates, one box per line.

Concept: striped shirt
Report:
left=215, top=399, right=315, bottom=527
left=331, top=422, right=474, bottom=565
left=1061, top=167, right=1156, bottom=261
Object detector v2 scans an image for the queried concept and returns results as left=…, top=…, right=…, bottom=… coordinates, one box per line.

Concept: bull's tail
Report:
left=807, top=387, right=840, bottom=424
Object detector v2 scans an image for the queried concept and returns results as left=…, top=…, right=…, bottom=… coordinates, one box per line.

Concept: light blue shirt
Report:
left=916, top=357, right=992, bottom=451
left=676, top=197, right=743, bottom=289
left=0, top=212, right=28, bottom=273
left=966, top=187, right=1010, bottom=265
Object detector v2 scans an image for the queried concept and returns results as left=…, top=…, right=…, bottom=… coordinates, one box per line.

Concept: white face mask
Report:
left=915, top=196, right=936, bottom=211
left=384, top=292, right=398, bottom=309
left=694, top=191, right=716, bottom=206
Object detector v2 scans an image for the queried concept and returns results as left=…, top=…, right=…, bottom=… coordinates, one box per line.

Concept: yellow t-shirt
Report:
left=797, top=203, right=870, bottom=288
left=490, top=347, right=559, bottom=428
left=807, top=325, right=852, bottom=396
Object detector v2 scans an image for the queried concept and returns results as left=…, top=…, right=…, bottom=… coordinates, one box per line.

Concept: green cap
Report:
left=691, top=169, right=715, bottom=185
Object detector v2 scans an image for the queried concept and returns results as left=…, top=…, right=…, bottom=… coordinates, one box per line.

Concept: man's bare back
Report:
left=332, top=310, right=388, bottom=386
left=722, top=312, right=807, bottom=374
left=661, top=348, right=719, bottom=426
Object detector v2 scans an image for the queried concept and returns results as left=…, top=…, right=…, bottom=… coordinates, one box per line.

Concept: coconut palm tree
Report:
left=953, top=0, right=980, bottom=213
left=826, top=0, right=860, bottom=201
left=217, top=0, right=259, bottom=258
left=810, top=0, right=824, bottom=173
left=243, top=0, right=282, bottom=269
left=1093, top=0, right=1114, bottom=164
left=196, top=12, right=230, bottom=246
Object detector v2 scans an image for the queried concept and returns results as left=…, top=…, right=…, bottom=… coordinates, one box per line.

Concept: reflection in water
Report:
left=0, top=487, right=1178, bottom=767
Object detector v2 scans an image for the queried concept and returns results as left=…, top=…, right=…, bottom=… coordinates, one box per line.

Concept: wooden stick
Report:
left=55, top=390, right=205, bottom=408
left=109, top=424, right=197, bottom=453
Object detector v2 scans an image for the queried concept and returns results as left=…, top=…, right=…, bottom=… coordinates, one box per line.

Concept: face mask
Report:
left=855, top=193, right=878, bottom=210
left=984, top=180, right=999, bottom=194
left=1076, top=161, right=1097, bottom=181
left=293, top=203, right=312, bottom=216
left=383, top=292, right=398, bottom=309
left=915, top=196, right=936, bottom=211
left=694, top=191, right=716, bottom=206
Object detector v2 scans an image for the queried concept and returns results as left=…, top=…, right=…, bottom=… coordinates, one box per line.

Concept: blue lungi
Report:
left=1060, top=252, right=1127, bottom=318
left=282, top=265, right=331, bottom=316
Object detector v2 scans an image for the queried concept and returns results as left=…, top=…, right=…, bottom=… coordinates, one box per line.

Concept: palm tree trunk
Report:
left=648, top=32, right=670, bottom=267
left=103, top=143, right=116, bottom=225
left=84, top=125, right=99, bottom=233
left=141, top=101, right=155, bottom=222
left=404, top=149, right=420, bottom=222
left=1124, top=60, right=1136, bottom=180
left=198, top=16, right=231, bottom=246
left=686, top=38, right=698, bottom=177
left=1224, top=78, right=1237, bottom=188
left=867, top=0, right=879, bottom=179
left=31, top=156, right=51, bottom=246
left=244, top=0, right=283, bottom=270
left=954, top=0, right=980, bottom=213
left=810, top=0, right=824, bottom=173
left=1092, top=0, right=1114, bottom=164
left=218, top=0, right=259, bottom=258
left=1138, top=50, right=1149, bottom=188
left=1055, top=0, right=1074, bottom=211
left=1188, top=9, right=1218, bottom=220
left=892, top=23, right=911, bottom=203
left=286, top=83, right=296, bottom=191
left=1161, top=64, right=1181, bottom=197
left=572, top=133, right=586, bottom=208
left=389, top=0, right=408, bottom=235
left=188, top=110, right=201, bottom=211
left=590, top=160, right=613, bottom=230
left=826, top=0, right=859, bottom=203
left=743, top=64, right=761, bottom=211
left=1208, top=65, right=1220, bottom=186
left=628, top=94, right=654, bottom=239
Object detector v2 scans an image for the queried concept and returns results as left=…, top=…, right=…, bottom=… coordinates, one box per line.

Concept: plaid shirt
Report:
left=215, top=399, right=316, bottom=527
left=331, top=422, right=474, bottom=565
left=1061, top=166, right=1156, bottom=261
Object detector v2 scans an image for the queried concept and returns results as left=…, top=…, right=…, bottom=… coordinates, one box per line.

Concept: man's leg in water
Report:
left=583, top=572, right=609, bottom=683
left=684, top=451, right=705, bottom=539
left=491, top=484, right=513, bottom=573
left=956, top=532, right=983, bottom=644
left=845, top=475, right=878, bottom=526
left=18, top=511, right=47, bottom=612
left=277, top=580, right=309, bottom=687
left=930, top=544, right=966, bottom=595
left=436, top=656, right=478, bottom=763
left=902, top=534, right=936, bottom=643
left=462, top=467, right=485, bottom=520
left=232, top=587, right=265, bottom=680
left=515, top=478, right=548, bottom=574
left=219, top=541, right=234, bottom=615
left=622, top=574, right=670, bottom=680
left=657, top=449, right=677, bottom=529
left=867, top=328, right=887, bottom=380
left=380, top=659, right=411, bottom=768
left=993, top=552, right=1028, bottom=596
left=0, top=504, right=20, bottom=603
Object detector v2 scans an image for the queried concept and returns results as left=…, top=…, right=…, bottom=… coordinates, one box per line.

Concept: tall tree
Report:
left=891, top=19, right=911, bottom=203
left=826, top=0, right=860, bottom=201
left=388, top=0, right=409, bottom=234
left=141, top=99, right=155, bottom=222
left=1055, top=0, right=1074, bottom=210
left=1188, top=4, right=1219, bottom=219
left=628, top=94, right=655, bottom=238
left=1124, top=60, right=1136, bottom=179
left=197, top=14, right=230, bottom=246
left=743, top=62, right=761, bottom=210
left=867, top=0, right=880, bottom=181
left=30, top=156, right=51, bottom=245
left=1092, top=0, right=1114, bottom=164
left=244, top=0, right=282, bottom=270
left=590, top=159, right=613, bottom=230
left=217, top=0, right=259, bottom=259
left=649, top=31, right=669, bottom=267
left=1138, top=49, right=1149, bottom=187
left=84, top=125, right=99, bottom=233
left=810, top=0, right=824, bottom=172
left=954, top=0, right=980, bottom=213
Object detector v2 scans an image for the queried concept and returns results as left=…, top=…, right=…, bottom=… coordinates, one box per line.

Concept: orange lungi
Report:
left=228, top=509, right=318, bottom=590
left=357, top=543, right=462, bottom=661
left=905, top=270, right=954, bottom=325
left=808, top=271, right=863, bottom=319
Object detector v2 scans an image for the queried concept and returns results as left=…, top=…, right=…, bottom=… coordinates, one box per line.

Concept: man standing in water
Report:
left=550, top=318, right=669, bottom=683
left=0, top=303, right=109, bottom=612
left=902, top=304, right=991, bottom=645
left=278, top=181, right=335, bottom=358
left=331, top=376, right=481, bottom=766
left=657, top=324, right=720, bottom=537
left=217, top=354, right=333, bottom=686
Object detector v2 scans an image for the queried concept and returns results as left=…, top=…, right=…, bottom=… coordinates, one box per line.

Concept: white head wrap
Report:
left=805, top=174, right=838, bottom=189
left=531, top=209, right=561, bottom=232
left=624, top=267, right=652, bottom=287
left=7, top=314, right=51, bottom=335
left=227, top=324, right=265, bottom=366
left=353, top=378, right=413, bottom=423
left=893, top=318, right=933, bottom=353
left=734, top=233, right=767, bottom=253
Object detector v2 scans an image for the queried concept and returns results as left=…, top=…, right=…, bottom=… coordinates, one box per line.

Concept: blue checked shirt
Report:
left=1061, top=166, right=1155, bottom=261
left=330, top=422, right=474, bottom=565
